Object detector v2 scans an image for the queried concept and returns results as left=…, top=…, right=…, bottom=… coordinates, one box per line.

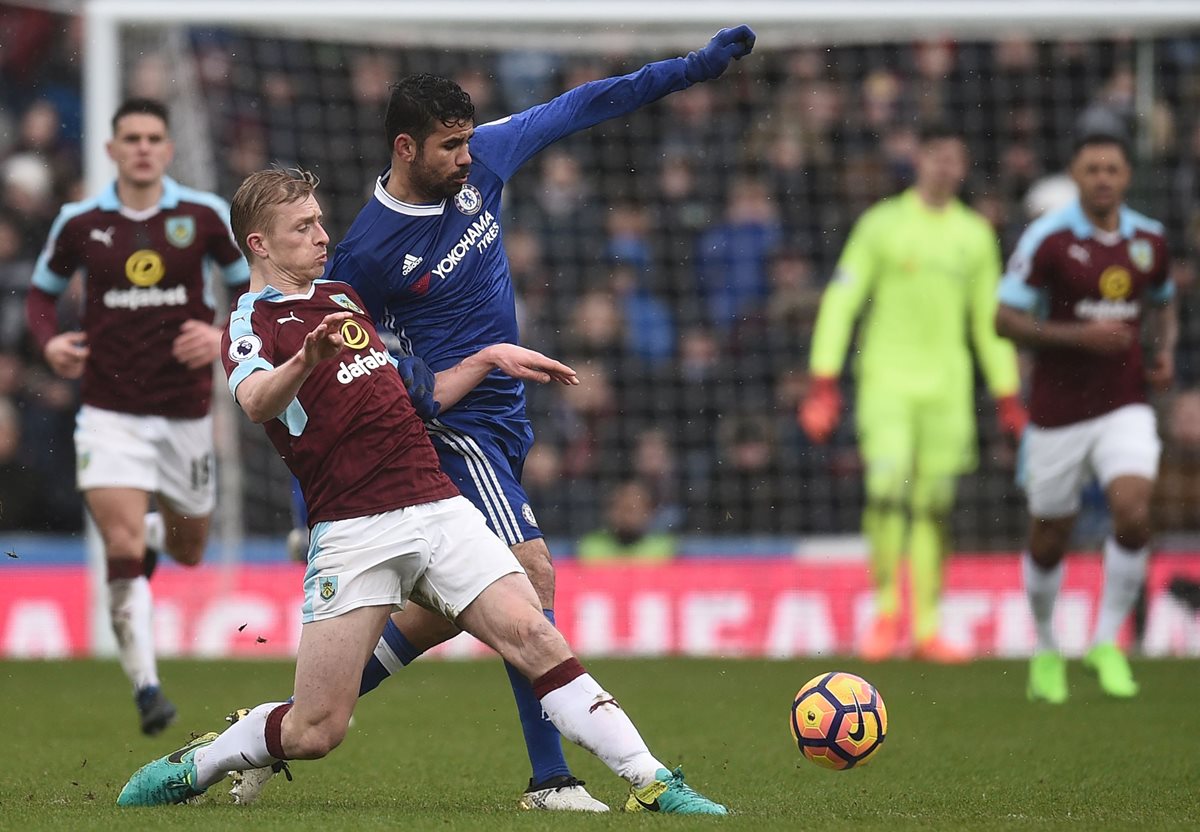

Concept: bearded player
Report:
left=273, top=27, right=756, bottom=812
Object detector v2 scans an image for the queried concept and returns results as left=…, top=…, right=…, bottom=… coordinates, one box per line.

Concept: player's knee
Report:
left=1112, top=505, right=1152, bottom=550
left=165, top=525, right=207, bottom=566
left=169, top=541, right=205, bottom=567
left=512, top=610, right=567, bottom=662
left=1029, top=522, right=1071, bottom=565
left=910, top=474, right=955, bottom=517
left=103, top=536, right=143, bottom=561
left=865, top=469, right=910, bottom=508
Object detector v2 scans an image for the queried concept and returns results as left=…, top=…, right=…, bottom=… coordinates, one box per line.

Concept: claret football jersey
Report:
left=222, top=279, right=458, bottom=525
left=32, top=177, right=249, bottom=418
left=999, top=200, right=1172, bottom=427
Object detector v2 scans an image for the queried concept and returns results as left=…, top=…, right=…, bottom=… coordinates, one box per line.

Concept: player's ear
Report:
left=393, top=133, right=417, bottom=163
left=246, top=231, right=269, bottom=260
left=105, top=138, right=116, bottom=163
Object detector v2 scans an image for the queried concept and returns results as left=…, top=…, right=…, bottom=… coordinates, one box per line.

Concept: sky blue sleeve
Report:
left=471, top=57, right=690, bottom=181
left=997, top=222, right=1052, bottom=313
left=226, top=306, right=273, bottom=401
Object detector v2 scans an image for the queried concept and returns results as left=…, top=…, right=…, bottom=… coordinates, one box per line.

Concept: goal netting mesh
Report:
left=103, top=6, right=1200, bottom=555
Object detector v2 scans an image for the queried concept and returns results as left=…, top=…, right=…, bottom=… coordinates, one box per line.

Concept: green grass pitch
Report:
left=3, top=657, right=1198, bottom=830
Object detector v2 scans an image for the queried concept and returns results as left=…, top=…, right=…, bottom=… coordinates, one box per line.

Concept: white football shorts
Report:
left=74, top=404, right=216, bottom=516
left=301, top=495, right=524, bottom=624
left=1020, top=403, right=1161, bottom=519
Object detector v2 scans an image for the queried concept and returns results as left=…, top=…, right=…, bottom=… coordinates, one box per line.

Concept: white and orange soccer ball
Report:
left=790, top=671, right=887, bottom=770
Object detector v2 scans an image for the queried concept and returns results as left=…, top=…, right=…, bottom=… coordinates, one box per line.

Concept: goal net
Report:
left=88, top=1, right=1200, bottom=558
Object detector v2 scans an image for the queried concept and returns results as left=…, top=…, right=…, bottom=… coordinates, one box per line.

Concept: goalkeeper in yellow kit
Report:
left=800, top=124, right=1027, bottom=662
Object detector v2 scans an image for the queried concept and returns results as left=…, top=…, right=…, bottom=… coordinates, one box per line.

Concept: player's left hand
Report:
left=397, top=355, right=441, bottom=421
left=684, top=24, right=756, bottom=83
left=995, top=394, right=1029, bottom=439
left=172, top=320, right=222, bottom=369
left=1145, top=349, right=1174, bottom=392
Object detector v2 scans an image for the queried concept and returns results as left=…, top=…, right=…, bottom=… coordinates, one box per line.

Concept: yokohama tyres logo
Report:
left=430, top=211, right=497, bottom=280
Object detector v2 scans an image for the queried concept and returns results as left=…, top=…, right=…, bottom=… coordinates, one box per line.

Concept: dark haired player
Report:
left=997, top=133, right=1176, bottom=703
left=297, top=26, right=755, bottom=812
left=25, top=98, right=249, bottom=734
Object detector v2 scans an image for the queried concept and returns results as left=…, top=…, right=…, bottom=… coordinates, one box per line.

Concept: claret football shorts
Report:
left=301, top=495, right=525, bottom=624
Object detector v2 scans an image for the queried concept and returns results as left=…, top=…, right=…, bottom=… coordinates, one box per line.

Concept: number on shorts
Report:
left=191, top=453, right=213, bottom=490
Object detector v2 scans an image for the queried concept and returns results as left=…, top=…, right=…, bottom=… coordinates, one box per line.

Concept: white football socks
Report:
left=192, top=702, right=285, bottom=789
left=108, top=576, right=158, bottom=691
left=1093, top=537, right=1149, bottom=646
left=1022, top=552, right=1063, bottom=653
left=539, top=672, right=664, bottom=787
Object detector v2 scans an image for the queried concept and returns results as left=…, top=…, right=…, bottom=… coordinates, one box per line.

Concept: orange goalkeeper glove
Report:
left=799, top=376, right=842, bottom=444
left=996, top=394, right=1028, bottom=439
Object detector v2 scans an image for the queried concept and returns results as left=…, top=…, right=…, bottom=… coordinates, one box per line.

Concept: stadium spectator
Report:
left=695, top=176, right=782, bottom=332
left=628, top=427, right=684, bottom=532
left=577, top=480, right=677, bottom=563
left=709, top=412, right=791, bottom=534
left=0, top=395, right=50, bottom=530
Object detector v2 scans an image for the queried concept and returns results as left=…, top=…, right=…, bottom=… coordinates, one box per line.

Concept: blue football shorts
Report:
left=424, top=415, right=542, bottom=547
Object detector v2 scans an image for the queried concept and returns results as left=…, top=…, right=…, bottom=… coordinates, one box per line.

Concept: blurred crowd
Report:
left=4, top=5, right=1200, bottom=550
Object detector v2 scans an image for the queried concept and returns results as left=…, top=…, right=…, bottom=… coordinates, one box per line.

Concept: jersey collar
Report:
left=1064, top=199, right=1137, bottom=240
left=256, top=281, right=319, bottom=303
left=374, top=169, right=446, bottom=216
left=96, top=175, right=184, bottom=215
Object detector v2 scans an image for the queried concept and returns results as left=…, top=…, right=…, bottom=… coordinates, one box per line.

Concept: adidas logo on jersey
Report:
left=402, top=254, right=423, bottom=275
left=336, top=347, right=392, bottom=384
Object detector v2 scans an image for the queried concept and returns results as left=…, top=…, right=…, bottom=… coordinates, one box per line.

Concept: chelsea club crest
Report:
left=453, top=184, right=483, bottom=216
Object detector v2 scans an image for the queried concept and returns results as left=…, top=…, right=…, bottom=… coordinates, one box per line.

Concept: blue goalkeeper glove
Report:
left=396, top=355, right=440, bottom=420
left=684, top=24, right=756, bottom=83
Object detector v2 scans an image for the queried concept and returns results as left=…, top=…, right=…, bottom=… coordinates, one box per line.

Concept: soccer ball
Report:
left=791, top=671, right=887, bottom=770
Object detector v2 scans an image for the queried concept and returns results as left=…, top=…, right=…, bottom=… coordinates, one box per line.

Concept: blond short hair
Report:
left=230, top=167, right=319, bottom=261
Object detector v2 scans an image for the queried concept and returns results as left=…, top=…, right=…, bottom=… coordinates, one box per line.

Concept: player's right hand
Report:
left=1075, top=319, right=1134, bottom=355
left=302, top=312, right=352, bottom=366
left=798, top=375, right=842, bottom=444
left=44, top=331, right=89, bottom=379
left=684, top=25, right=756, bottom=83
left=486, top=344, right=579, bottom=386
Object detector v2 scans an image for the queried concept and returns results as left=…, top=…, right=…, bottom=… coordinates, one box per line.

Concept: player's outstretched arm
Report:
left=426, top=344, right=578, bottom=414
left=235, top=312, right=350, bottom=423
left=473, top=25, right=755, bottom=181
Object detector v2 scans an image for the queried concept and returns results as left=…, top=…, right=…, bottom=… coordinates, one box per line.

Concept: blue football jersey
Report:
left=327, top=57, right=691, bottom=426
